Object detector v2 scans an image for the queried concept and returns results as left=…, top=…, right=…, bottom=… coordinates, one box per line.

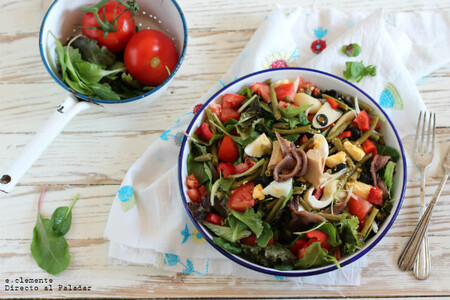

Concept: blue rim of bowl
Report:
left=39, top=0, right=188, bottom=104
left=178, top=67, right=407, bottom=277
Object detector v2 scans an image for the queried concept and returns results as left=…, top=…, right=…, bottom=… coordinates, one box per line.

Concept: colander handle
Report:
left=0, top=94, right=94, bottom=194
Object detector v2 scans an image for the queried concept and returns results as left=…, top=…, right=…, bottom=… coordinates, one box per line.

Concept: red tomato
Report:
left=198, top=185, right=208, bottom=199
left=220, top=108, right=240, bottom=122
left=353, top=110, right=371, bottom=132
left=217, top=162, right=235, bottom=178
left=209, top=104, right=222, bottom=118
left=187, top=188, right=201, bottom=203
left=250, top=82, right=271, bottom=103
left=234, top=163, right=250, bottom=174
left=124, top=29, right=178, bottom=86
left=362, top=139, right=378, bottom=156
left=81, top=1, right=135, bottom=53
left=327, top=97, right=339, bottom=109
left=205, top=213, right=224, bottom=225
left=290, top=239, right=308, bottom=255
left=185, top=174, right=200, bottom=189
left=299, top=135, right=309, bottom=145
left=312, top=188, right=324, bottom=199
left=275, top=83, right=295, bottom=102
left=338, top=130, right=352, bottom=139
left=228, top=182, right=255, bottom=212
left=218, top=135, right=239, bottom=163
left=195, top=122, right=215, bottom=141
left=278, top=100, right=288, bottom=108
left=241, top=234, right=274, bottom=246
left=368, top=186, right=384, bottom=206
left=222, top=94, right=246, bottom=109
left=348, top=194, right=373, bottom=220
left=306, top=230, right=332, bottom=250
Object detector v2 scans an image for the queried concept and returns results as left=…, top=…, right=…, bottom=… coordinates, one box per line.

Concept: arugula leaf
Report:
left=337, top=215, right=362, bottom=255
left=342, top=43, right=362, bottom=57
left=317, top=223, right=341, bottom=247
left=51, top=194, right=79, bottom=236
left=230, top=207, right=264, bottom=237
left=213, top=237, right=242, bottom=254
left=202, top=221, right=251, bottom=243
left=255, top=222, right=273, bottom=247
left=343, top=61, right=377, bottom=82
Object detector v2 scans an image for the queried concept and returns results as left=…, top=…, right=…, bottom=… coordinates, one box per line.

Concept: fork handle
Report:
left=398, top=173, right=449, bottom=272
left=413, top=205, right=430, bottom=279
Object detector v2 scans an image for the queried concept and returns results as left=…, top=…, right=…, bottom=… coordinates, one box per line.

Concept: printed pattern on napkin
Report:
left=104, top=6, right=450, bottom=286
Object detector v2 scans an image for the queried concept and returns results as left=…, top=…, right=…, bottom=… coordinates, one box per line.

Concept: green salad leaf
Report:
left=343, top=61, right=376, bottom=82
left=51, top=194, right=79, bottom=236
left=342, top=43, right=362, bottom=57
left=376, top=144, right=401, bottom=162
left=213, top=237, right=242, bottom=254
left=230, top=207, right=264, bottom=238
left=383, top=161, right=397, bottom=192
left=203, top=221, right=251, bottom=243
left=337, top=215, right=362, bottom=255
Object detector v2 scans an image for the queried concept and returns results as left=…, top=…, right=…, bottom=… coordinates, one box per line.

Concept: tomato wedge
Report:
left=217, top=162, right=235, bottom=178
left=305, top=230, right=332, bottom=250
left=228, top=182, right=255, bottom=212
left=241, top=234, right=274, bottom=246
left=275, top=83, right=295, bottom=102
left=368, top=186, right=384, bottom=206
left=218, top=135, right=239, bottom=163
left=220, top=107, right=240, bottom=123
left=353, top=110, right=371, bottom=132
left=205, top=213, right=224, bottom=225
left=186, top=174, right=200, bottom=189
left=362, top=139, right=378, bottom=156
left=250, top=82, right=271, bottom=103
left=195, top=122, right=215, bottom=141
left=187, top=188, right=201, bottom=203
left=348, top=194, right=373, bottom=220
left=222, top=94, right=246, bottom=109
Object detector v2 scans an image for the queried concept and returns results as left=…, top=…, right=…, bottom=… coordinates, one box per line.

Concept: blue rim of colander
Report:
left=178, top=67, right=407, bottom=277
left=39, top=0, right=188, bottom=104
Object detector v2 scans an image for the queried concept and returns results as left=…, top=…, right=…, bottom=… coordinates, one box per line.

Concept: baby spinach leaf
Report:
left=51, top=194, right=79, bottom=236
left=30, top=189, right=71, bottom=275
left=71, top=35, right=116, bottom=66
left=342, top=43, right=362, bottom=57
left=376, top=144, right=400, bottom=162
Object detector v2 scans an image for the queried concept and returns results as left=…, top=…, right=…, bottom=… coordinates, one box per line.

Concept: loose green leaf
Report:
left=230, top=207, right=264, bottom=237
left=51, top=194, right=79, bottom=236
left=343, top=61, right=377, bottom=82
left=342, top=43, right=362, bottom=57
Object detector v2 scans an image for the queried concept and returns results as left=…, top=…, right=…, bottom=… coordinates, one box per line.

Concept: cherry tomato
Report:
left=205, top=213, right=224, bottom=225
left=187, top=188, right=201, bottom=203
left=185, top=174, right=200, bottom=189
left=218, top=135, right=239, bottom=163
left=81, top=1, right=135, bottom=53
left=124, top=29, right=178, bottom=86
left=228, top=182, right=255, bottom=212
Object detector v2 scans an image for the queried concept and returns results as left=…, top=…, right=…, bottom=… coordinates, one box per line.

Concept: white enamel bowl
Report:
left=178, top=68, right=407, bottom=276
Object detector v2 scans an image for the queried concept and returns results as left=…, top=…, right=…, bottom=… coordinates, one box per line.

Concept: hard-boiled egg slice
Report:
left=312, top=102, right=342, bottom=129
left=262, top=178, right=293, bottom=199
left=312, top=134, right=329, bottom=160
left=244, top=133, right=272, bottom=157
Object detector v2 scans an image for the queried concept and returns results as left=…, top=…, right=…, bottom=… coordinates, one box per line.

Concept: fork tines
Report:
left=414, top=111, right=436, bottom=155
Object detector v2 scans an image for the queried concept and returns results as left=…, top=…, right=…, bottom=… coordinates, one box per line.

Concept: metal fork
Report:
left=398, top=146, right=449, bottom=275
left=398, top=111, right=435, bottom=279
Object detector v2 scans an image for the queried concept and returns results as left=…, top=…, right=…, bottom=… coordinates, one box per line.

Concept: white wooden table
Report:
left=0, top=0, right=449, bottom=298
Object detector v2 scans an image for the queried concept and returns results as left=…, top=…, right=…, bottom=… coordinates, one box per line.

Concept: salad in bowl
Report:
left=178, top=68, right=406, bottom=276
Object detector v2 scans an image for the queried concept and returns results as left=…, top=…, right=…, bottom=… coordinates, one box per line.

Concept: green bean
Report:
left=332, top=137, right=356, bottom=169
left=273, top=125, right=319, bottom=135
left=231, top=170, right=260, bottom=190
left=322, top=94, right=349, bottom=110
left=347, top=153, right=373, bottom=180
left=355, top=116, right=379, bottom=145
left=299, top=198, right=312, bottom=212
left=329, top=147, right=337, bottom=155
left=237, top=94, right=258, bottom=113
left=211, top=144, right=219, bottom=166
left=346, top=157, right=355, bottom=170
left=293, top=186, right=306, bottom=195
left=270, top=85, right=282, bottom=120
left=272, top=122, right=290, bottom=129
left=370, top=131, right=382, bottom=142
left=266, top=198, right=278, bottom=210
left=361, top=207, right=380, bottom=238
left=259, top=158, right=269, bottom=177
left=265, top=196, right=286, bottom=223
left=228, top=158, right=265, bottom=179
left=259, top=101, right=273, bottom=114
left=298, top=138, right=314, bottom=150
left=326, top=119, right=353, bottom=141
left=317, top=213, right=346, bottom=222
left=194, top=153, right=212, bottom=162
left=204, top=109, right=217, bottom=134
left=358, top=100, right=373, bottom=113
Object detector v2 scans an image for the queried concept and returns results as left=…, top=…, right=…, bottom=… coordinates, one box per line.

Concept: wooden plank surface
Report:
left=0, top=0, right=449, bottom=298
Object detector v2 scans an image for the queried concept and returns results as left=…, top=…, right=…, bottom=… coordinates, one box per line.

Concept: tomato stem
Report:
left=151, top=57, right=161, bottom=68
left=81, top=0, right=139, bottom=37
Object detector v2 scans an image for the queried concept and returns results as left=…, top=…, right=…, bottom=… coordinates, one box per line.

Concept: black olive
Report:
left=349, top=126, right=362, bottom=141
left=253, top=175, right=272, bottom=188
left=333, top=163, right=348, bottom=172
left=315, top=114, right=328, bottom=126
left=293, top=180, right=306, bottom=187
left=324, top=89, right=338, bottom=98
left=342, top=95, right=354, bottom=107
left=359, top=171, right=373, bottom=185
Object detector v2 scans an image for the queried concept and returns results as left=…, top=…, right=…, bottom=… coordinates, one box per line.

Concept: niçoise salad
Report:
left=184, top=76, right=400, bottom=270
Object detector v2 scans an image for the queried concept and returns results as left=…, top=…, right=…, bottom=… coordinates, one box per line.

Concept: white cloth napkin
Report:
left=104, top=6, right=450, bottom=286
